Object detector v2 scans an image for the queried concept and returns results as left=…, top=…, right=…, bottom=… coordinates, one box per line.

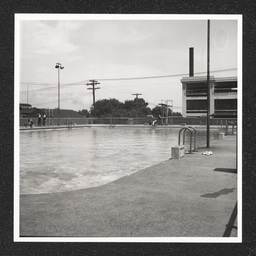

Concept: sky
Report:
left=17, top=15, right=239, bottom=112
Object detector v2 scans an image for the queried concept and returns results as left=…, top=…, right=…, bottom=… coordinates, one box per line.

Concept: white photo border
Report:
left=14, top=13, right=242, bottom=243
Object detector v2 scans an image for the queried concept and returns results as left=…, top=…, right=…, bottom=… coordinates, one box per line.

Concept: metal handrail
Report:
left=187, top=126, right=197, bottom=152
left=178, top=127, right=193, bottom=154
left=178, top=126, right=197, bottom=154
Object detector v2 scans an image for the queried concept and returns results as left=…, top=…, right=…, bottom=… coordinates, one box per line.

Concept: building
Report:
left=20, top=103, right=35, bottom=118
left=180, top=76, right=237, bottom=118
left=20, top=104, right=83, bottom=119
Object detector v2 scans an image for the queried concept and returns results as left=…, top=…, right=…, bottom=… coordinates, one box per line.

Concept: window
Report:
left=186, top=100, right=207, bottom=113
left=186, top=83, right=207, bottom=97
left=214, top=81, right=237, bottom=93
left=214, top=99, right=237, bottom=111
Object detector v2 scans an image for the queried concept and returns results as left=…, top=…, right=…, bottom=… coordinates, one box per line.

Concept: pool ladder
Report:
left=178, top=126, right=197, bottom=154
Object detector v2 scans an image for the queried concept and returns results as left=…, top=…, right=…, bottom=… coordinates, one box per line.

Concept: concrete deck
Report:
left=20, top=135, right=237, bottom=238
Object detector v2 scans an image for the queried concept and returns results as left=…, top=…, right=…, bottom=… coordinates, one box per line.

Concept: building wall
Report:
left=181, top=76, right=237, bottom=118
left=213, top=78, right=237, bottom=117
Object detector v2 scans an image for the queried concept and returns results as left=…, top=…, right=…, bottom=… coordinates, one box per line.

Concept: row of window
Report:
left=186, top=99, right=237, bottom=112
left=186, top=81, right=237, bottom=96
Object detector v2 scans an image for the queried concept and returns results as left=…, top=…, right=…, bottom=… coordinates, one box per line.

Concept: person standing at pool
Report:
left=29, top=118, right=33, bottom=128
left=158, top=115, right=162, bottom=125
left=43, top=113, right=46, bottom=126
left=152, top=120, right=157, bottom=126
left=38, top=113, right=41, bottom=126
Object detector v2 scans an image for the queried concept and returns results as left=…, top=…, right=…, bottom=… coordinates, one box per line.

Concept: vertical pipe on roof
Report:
left=189, top=47, right=194, bottom=77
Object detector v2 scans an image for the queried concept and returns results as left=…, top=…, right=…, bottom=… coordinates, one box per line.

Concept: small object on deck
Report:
left=202, top=151, right=213, bottom=156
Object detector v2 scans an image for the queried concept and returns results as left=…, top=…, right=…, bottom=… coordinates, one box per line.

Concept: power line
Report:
left=103, top=80, right=179, bottom=88
left=19, top=82, right=56, bottom=85
left=20, top=67, right=237, bottom=91
left=20, top=81, right=86, bottom=93
left=101, top=87, right=132, bottom=96
left=29, top=93, right=92, bottom=107
left=20, top=79, right=175, bottom=94
left=95, top=68, right=237, bottom=81
left=19, top=80, right=87, bottom=86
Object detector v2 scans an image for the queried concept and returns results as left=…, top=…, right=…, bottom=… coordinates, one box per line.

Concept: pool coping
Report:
left=19, top=124, right=225, bottom=131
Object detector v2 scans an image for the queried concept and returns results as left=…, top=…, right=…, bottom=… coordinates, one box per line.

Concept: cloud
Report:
left=19, top=18, right=238, bottom=112
left=23, top=21, right=79, bottom=56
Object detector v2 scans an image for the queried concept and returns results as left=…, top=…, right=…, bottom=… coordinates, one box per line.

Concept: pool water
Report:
left=20, top=126, right=219, bottom=194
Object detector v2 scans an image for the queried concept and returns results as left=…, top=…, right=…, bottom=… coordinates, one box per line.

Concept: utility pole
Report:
left=132, top=93, right=142, bottom=109
left=132, top=93, right=142, bottom=123
left=207, top=20, right=210, bottom=148
left=87, top=80, right=100, bottom=117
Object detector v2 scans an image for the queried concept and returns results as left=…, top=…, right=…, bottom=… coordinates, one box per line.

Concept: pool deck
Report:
left=19, top=134, right=238, bottom=239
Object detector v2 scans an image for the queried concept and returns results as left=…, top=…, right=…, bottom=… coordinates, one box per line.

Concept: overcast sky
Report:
left=17, top=15, right=239, bottom=112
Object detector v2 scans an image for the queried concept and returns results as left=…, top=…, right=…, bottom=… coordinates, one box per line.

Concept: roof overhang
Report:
left=215, top=76, right=237, bottom=82
left=181, top=76, right=237, bottom=83
left=181, top=76, right=215, bottom=83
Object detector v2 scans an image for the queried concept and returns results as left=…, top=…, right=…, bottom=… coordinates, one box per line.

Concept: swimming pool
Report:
left=20, top=126, right=219, bottom=194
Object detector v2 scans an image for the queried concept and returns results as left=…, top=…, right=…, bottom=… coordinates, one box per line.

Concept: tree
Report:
left=130, top=97, right=151, bottom=117
left=93, top=98, right=122, bottom=117
left=79, top=109, right=90, bottom=117
left=84, top=98, right=182, bottom=118
left=88, top=98, right=152, bottom=118
left=123, top=100, right=134, bottom=110
left=173, top=112, right=182, bottom=116
left=152, top=105, right=182, bottom=116
left=84, top=97, right=177, bottom=118
left=151, top=106, right=162, bottom=117
left=135, top=98, right=148, bottom=108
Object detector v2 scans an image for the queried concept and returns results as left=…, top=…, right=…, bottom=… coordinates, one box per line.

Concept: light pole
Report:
left=206, top=20, right=210, bottom=148
left=55, top=63, right=64, bottom=126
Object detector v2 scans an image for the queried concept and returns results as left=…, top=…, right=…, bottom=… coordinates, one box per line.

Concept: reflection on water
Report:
left=20, top=127, right=218, bottom=194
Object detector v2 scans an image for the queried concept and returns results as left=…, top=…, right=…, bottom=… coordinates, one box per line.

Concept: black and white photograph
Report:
left=14, top=14, right=242, bottom=243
